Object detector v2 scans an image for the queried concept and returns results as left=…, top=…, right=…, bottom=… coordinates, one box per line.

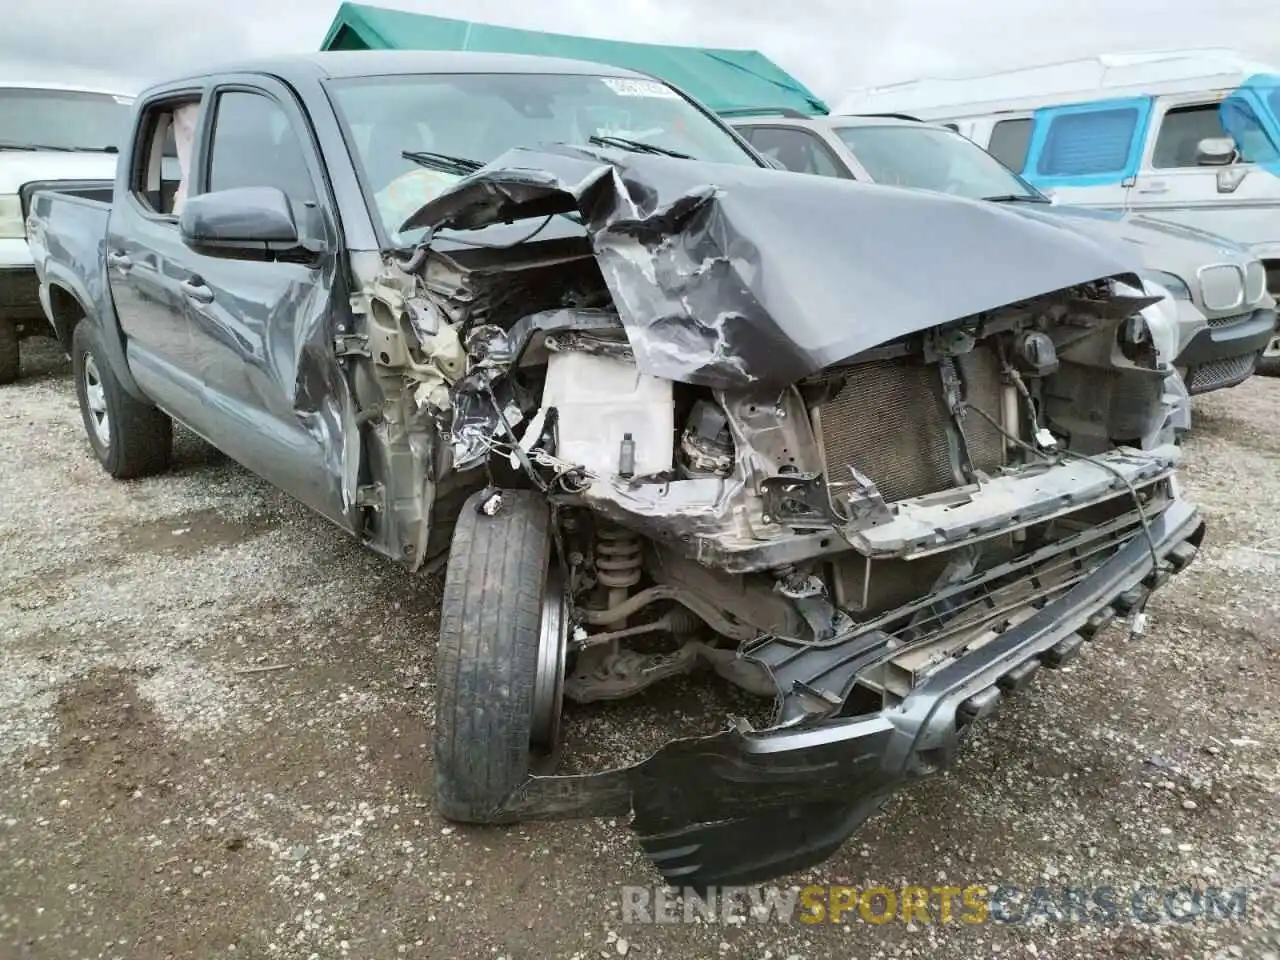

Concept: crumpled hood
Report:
left=404, top=145, right=1146, bottom=387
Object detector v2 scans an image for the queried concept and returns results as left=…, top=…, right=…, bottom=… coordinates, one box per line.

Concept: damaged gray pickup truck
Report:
left=28, top=51, right=1206, bottom=886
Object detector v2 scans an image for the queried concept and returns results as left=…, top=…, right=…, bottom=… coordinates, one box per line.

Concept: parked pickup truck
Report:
left=0, top=80, right=132, bottom=383
left=730, top=112, right=1279, bottom=392
left=28, top=50, right=1206, bottom=888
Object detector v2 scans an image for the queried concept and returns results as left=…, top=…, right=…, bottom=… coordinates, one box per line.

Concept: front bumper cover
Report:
left=497, top=497, right=1205, bottom=887
left=1176, top=306, right=1276, bottom=393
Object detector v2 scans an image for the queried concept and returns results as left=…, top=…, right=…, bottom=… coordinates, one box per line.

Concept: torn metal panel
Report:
left=403, top=144, right=1148, bottom=388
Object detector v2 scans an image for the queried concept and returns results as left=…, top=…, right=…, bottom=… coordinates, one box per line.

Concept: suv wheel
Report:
left=0, top=319, right=19, bottom=385
left=433, top=488, right=568, bottom=823
left=72, top=321, right=173, bottom=478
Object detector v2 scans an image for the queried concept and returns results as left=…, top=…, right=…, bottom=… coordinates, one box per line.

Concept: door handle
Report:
left=106, top=251, right=132, bottom=271
left=1136, top=181, right=1168, bottom=194
left=180, top=278, right=214, bottom=304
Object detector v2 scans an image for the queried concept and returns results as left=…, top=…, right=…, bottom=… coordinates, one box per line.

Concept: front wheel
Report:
left=433, top=489, right=568, bottom=823
left=72, top=321, right=173, bottom=478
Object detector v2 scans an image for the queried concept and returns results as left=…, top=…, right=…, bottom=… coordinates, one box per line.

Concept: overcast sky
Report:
left=4, top=0, right=1279, bottom=100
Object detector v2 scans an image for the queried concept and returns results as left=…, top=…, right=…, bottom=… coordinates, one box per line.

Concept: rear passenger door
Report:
left=1021, top=97, right=1155, bottom=210
left=182, top=78, right=353, bottom=530
left=106, top=90, right=207, bottom=427
left=1128, top=93, right=1280, bottom=250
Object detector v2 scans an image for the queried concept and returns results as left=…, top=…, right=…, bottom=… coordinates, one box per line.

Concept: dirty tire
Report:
left=0, top=318, right=19, bottom=385
left=434, top=488, right=552, bottom=823
left=72, top=321, right=173, bottom=479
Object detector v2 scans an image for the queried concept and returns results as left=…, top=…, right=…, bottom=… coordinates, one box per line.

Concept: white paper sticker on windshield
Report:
left=600, top=78, right=679, bottom=99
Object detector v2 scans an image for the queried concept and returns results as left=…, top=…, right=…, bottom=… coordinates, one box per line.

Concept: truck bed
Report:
left=19, top=179, right=113, bottom=221
left=25, top=180, right=115, bottom=350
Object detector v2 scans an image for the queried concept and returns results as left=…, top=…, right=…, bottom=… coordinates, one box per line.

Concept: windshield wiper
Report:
left=0, top=141, right=71, bottom=152
left=0, top=141, right=118, bottom=153
left=587, top=135, right=692, bottom=160
left=981, top=194, right=1050, bottom=204
left=402, top=150, right=484, bottom=176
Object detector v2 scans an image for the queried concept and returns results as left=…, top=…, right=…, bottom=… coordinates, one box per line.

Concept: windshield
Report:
left=0, top=87, right=132, bottom=152
left=327, top=72, right=759, bottom=245
left=832, top=123, right=1045, bottom=201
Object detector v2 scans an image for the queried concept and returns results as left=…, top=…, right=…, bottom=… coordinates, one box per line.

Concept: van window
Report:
left=1038, top=107, right=1139, bottom=177
left=987, top=119, right=1032, bottom=173
left=1152, top=104, right=1230, bottom=168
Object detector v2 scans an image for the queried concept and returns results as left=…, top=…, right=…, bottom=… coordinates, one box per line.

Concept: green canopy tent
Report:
left=320, top=2, right=828, bottom=116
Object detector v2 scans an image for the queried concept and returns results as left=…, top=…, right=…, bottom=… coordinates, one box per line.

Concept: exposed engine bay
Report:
left=347, top=144, right=1186, bottom=724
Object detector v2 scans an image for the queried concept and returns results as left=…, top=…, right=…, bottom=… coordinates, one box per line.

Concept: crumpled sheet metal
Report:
left=403, top=144, right=1148, bottom=389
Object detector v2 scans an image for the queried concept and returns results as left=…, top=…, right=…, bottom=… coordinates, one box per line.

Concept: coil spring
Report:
left=595, top=527, right=642, bottom=589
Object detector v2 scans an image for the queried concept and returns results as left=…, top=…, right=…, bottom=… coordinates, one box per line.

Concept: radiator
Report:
left=811, top=347, right=1005, bottom=503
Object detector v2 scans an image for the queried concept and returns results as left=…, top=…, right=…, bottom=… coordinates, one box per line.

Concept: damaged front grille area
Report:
left=858, top=509, right=1153, bottom=705
left=809, top=345, right=1005, bottom=504
left=747, top=492, right=1178, bottom=726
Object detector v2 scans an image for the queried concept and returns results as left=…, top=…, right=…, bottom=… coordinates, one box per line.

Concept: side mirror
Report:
left=179, top=186, right=311, bottom=260
left=1195, top=137, right=1236, bottom=166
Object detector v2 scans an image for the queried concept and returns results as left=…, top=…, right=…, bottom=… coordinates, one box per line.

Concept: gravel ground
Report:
left=1, top=337, right=1278, bottom=960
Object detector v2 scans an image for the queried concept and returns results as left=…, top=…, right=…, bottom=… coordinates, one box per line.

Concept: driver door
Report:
left=180, top=77, right=356, bottom=531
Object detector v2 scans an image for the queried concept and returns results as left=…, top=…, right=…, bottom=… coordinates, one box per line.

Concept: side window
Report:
left=204, top=91, right=317, bottom=209
left=1037, top=106, right=1139, bottom=177
left=130, top=97, right=202, bottom=217
left=1152, top=104, right=1230, bottom=168
left=987, top=118, right=1033, bottom=173
left=743, top=126, right=845, bottom=178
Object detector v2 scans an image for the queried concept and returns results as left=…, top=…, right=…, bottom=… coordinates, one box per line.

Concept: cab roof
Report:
left=150, top=49, right=651, bottom=89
